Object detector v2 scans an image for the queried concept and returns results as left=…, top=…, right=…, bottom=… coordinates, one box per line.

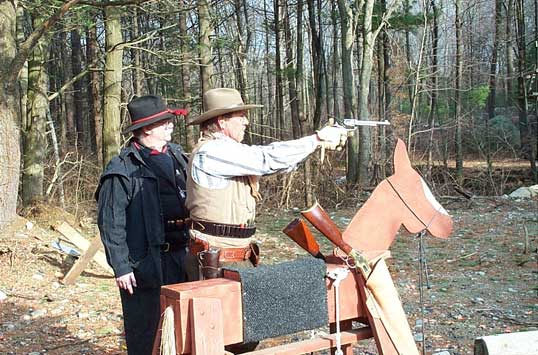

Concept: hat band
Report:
left=132, top=108, right=188, bottom=125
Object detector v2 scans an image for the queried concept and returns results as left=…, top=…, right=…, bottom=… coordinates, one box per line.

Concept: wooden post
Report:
left=61, top=235, right=102, bottom=285
left=189, top=297, right=225, bottom=355
left=329, top=319, right=354, bottom=355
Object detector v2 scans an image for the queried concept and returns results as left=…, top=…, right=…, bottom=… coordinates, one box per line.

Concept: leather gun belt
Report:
left=165, top=218, right=191, bottom=232
left=191, top=220, right=256, bottom=238
left=220, top=246, right=252, bottom=262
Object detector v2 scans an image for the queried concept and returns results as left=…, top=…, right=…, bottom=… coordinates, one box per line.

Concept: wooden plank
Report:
left=160, top=265, right=372, bottom=354
left=325, top=263, right=366, bottom=323
left=61, top=234, right=102, bottom=285
left=353, top=270, right=397, bottom=355
left=474, top=331, right=538, bottom=355
left=53, top=222, right=113, bottom=275
left=161, top=278, right=243, bottom=354
left=189, top=298, right=225, bottom=355
left=243, top=328, right=373, bottom=355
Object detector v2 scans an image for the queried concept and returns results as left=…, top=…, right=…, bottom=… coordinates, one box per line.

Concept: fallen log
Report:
left=474, top=330, right=538, bottom=355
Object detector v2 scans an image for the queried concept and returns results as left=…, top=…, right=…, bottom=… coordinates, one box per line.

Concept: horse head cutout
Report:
left=342, top=139, right=453, bottom=259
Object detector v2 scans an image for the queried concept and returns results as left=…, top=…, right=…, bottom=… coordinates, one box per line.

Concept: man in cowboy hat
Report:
left=96, top=95, right=190, bottom=355
left=184, top=87, right=347, bottom=274
left=184, top=88, right=347, bottom=352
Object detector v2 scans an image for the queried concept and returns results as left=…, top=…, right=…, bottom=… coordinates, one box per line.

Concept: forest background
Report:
left=0, top=0, right=537, bottom=228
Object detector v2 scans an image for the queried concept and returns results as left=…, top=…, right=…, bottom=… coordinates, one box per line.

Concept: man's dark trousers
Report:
left=119, top=248, right=186, bottom=355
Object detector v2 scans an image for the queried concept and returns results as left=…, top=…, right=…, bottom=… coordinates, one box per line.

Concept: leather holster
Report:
left=198, top=247, right=222, bottom=279
left=189, top=235, right=209, bottom=256
left=249, top=242, right=260, bottom=267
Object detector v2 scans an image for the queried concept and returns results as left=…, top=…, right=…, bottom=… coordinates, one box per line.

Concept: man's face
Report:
left=219, top=111, right=248, bottom=142
left=144, top=119, right=174, bottom=143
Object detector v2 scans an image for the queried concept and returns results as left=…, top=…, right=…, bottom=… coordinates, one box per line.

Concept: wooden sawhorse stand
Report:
left=152, top=258, right=395, bottom=355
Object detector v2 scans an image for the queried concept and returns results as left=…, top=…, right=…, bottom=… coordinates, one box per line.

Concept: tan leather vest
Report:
left=186, top=138, right=256, bottom=225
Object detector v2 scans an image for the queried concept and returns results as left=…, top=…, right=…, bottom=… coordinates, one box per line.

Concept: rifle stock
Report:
left=301, top=202, right=350, bottom=253
left=282, top=218, right=325, bottom=260
left=301, top=202, right=371, bottom=276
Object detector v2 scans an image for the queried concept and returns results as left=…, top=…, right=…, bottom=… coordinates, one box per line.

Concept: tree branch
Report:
left=8, top=0, right=83, bottom=87
left=79, top=0, right=149, bottom=6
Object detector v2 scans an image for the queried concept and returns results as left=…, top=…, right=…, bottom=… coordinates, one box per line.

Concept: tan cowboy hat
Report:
left=187, top=88, right=263, bottom=125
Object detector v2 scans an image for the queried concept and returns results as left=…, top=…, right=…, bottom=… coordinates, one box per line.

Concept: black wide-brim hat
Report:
left=123, top=95, right=188, bottom=134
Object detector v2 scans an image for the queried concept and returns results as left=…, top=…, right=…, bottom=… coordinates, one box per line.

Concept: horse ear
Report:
left=393, top=138, right=412, bottom=173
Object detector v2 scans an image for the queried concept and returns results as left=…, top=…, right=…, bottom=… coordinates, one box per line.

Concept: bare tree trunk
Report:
left=294, top=0, right=312, bottom=206
left=427, top=0, right=439, bottom=176
left=16, top=6, right=28, bottom=131
left=318, top=0, right=328, bottom=121
left=179, top=0, right=195, bottom=151
left=48, top=36, right=61, bottom=142
left=404, top=0, right=414, bottom=112
left=257, top=75, right=265, bottom=144
left=234, top=0, right=252, bottom=144
left=357, top=0, right=400, bottom=186
left=330, top=0, right=339, bottom=119
left=357, top=0, right=376, bottom=186
left=0, top=0, right=80, bottom=228
left=215, top=26, right=226, bottom=88
left=284, top=1, right=300, bottom=139
left=233, top=0, right=249, bottom=97
left=274, top=0, right=285, bottom=140
left=535, top=0, right=538, bottom=164
left=198, top=0, right=214, bottom=97
left=130, top=7, right=144, bottom=96
left=307, top=0, right=323, bottom=130
left=504, top=0, right=515, bottom=105
left=336, top=0, right=356, bottom=121
left=296, top=0, right=305, bottom=134
left=87, top=20, right=103, bottom=166
left=485, top=0, right=502, bottom=177
left=375, top=3, right=390, bottom=181
left=71, top=29, right=85, bottom=147
left=263, top=0, right=272, bottom=143
left=407, top=2, right=429, bottom=156
left=455, top=0, right=464, bottom=185
left=46, top=112, right=65, bottom=207
left=102, top=6, right=123, bottom=167
left=337, top=0, right=358, bottom=184
left=60, top=29, right=75, bottom=147
left=22, top=16, right=50, bottom=205
left=514, top=0, right=537, bottom=180
left=381, top=2, right=391, bottom=178
left=0, top=0, right=21, bottom=229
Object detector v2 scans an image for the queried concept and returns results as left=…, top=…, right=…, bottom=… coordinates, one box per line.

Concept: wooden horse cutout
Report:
left=343, top=138, right=453, bottom=259
left=153, top=138, right=453, bottom=355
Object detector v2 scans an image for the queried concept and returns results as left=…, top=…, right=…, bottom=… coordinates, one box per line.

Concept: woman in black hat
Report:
left=96, top=95, right=190, bottom=355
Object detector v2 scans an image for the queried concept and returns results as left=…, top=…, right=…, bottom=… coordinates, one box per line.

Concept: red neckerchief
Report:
left=133, top=141, right=168, bottom=155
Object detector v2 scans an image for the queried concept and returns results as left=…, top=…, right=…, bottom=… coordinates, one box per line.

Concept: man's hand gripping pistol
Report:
left=316, top=118, right=348, bottom=162
left=316, top=117, right=390, bottom=162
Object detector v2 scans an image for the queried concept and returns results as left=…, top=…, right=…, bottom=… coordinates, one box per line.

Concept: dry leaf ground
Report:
left=0, top=196, right=536, bottom=355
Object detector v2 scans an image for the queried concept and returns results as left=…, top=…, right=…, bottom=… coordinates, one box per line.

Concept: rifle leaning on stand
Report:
left=301, top=202, right=371, bottom=277
left=282, top=218, right=325, bottom=261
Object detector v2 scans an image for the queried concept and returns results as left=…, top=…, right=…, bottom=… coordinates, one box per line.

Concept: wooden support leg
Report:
left=53, top=222, right=113, bottom=275
left=61, top=234, right=102, bottom=285
left=330, top=319, right=353, bottom=355
left=190, top=297, right=225, bottom=355
left=354, top=271, right=397, bottom=355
